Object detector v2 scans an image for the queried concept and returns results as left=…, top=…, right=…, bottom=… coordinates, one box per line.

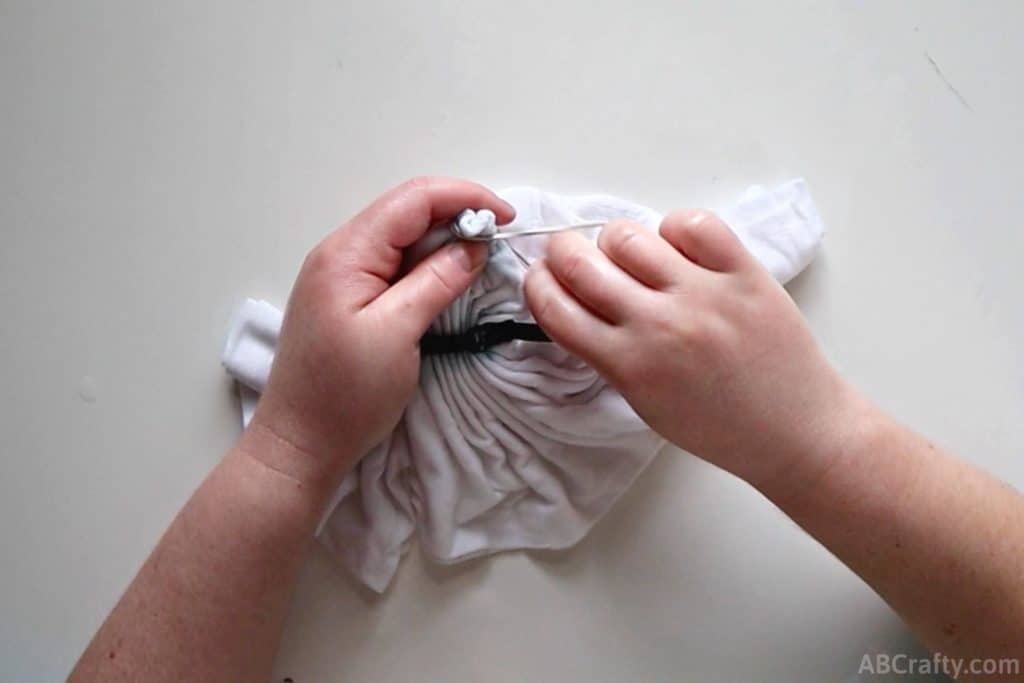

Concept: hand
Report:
left=244, top=178, right=515, bottom=491
left=524, top=210, right=856, bottom=495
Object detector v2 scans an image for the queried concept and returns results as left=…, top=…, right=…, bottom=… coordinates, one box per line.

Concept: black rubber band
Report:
left=420, top=320, right=551, bottom=355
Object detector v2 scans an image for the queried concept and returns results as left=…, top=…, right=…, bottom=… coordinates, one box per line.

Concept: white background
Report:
left=2, top=1, right=1022, bottom=681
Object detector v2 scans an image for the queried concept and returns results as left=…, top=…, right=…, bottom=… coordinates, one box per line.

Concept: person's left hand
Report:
left=242, top=178, right=515, bottom=492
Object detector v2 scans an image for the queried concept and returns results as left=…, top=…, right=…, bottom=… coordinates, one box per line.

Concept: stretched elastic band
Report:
left=420, top=320, right=550, bottom=355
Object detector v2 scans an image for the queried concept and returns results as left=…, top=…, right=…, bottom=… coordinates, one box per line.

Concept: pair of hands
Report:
left=247, top=177, right=852, bottom=500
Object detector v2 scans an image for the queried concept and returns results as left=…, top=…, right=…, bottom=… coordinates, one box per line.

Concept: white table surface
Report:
left=3, top=1, right=1022, bottom=680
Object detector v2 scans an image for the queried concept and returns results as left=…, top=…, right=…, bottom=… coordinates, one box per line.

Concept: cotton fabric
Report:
left=222, top=179, right=825, bottom=591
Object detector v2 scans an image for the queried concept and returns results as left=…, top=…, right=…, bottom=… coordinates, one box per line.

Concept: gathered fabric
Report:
left=221, top=179, right=825, bottom=592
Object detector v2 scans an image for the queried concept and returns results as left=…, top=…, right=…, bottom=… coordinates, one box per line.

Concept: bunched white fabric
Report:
left=222, top=179, right=826, bottom=592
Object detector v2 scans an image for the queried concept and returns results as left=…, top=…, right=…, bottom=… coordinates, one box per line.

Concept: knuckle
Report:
left=600, top=220, right=641, bottom=256
left=402, top=176, right=432, bottom=194
left=557, top=248, right=588, bottom=289
left=390, top=176, right=434, bottom=209
left=645, top=306, right=715, bottom=350
left=657, top=217, right=683, bottom=244
left=649, top=310, right=683, bottom=341
left=677, top=314, right=731, bottom=360
left=684, top=316, right=715, bottom=345
left=426, top=259, right=460, bottom=298
left=523, top=270, right=553, bottom=322
left=302, top=243, right=332, bottom=272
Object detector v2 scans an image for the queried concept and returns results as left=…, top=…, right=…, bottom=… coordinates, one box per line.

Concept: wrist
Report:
left=755, top=384, right=893, bottom=511
left=236, top=413, right=357, bottom=509
left=751, top=378, right=887, bottom=508
left=216, top=444, right=325, bottom=544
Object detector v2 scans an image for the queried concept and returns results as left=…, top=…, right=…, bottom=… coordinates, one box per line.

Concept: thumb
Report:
left=373, top=240, right=488, bottom=336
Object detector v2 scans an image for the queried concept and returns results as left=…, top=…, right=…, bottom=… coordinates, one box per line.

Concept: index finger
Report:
left=322, top=177, right=515, bottom=307
left=336, top=176, right=515, bottom=252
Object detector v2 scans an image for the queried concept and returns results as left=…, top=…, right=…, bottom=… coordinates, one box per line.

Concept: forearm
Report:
left=69, top=178, right=508, bottom=681
left=522, top=205, right=1024, bottom=667
left=69, top=429, right=331, bottom=682
left=761, top=391, right=1024, bottom=663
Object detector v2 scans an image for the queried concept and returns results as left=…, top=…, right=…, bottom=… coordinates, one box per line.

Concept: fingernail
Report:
left=452, top=242, right=486, bottom=272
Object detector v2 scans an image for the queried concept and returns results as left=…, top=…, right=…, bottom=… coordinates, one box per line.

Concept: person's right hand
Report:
left=524, top=210, right=862, bottom=496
